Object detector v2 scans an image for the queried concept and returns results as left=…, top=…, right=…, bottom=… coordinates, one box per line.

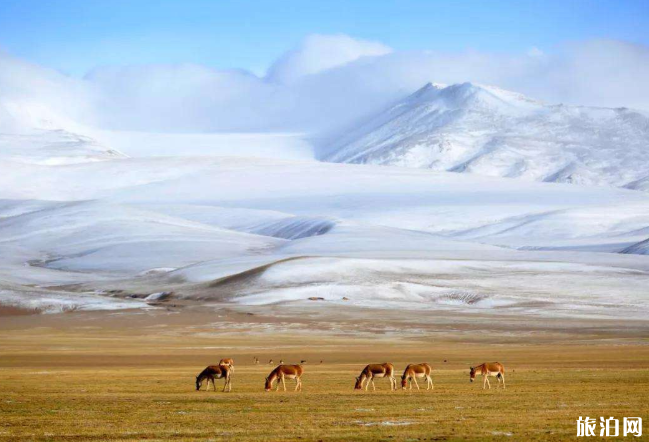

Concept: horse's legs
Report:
left=413, top=377, right=420, bottom=390
left=371, top=377, right=376, bottom=391
left=365, top=377, right=370, bottom=391
left=427, top=376, right=433, bottom=390
left=281, top=375, right=287, bottom=392
left=501, top=374, right=505, bottom=389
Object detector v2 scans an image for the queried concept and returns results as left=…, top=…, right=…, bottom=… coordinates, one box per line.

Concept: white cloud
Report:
left=266, top=34, right=392, bottom=84
left=1, top=36, right=649, bottom=135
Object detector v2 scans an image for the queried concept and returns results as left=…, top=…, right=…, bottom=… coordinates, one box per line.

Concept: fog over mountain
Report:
left=2, top=36, right=649, bottom=134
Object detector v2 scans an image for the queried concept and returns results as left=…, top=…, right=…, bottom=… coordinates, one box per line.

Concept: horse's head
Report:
left=264, top=376, right=272, bottom=392
left=354, top=376, right=363, bottom=390
left=469, top=367, right=476, bottom=382
left=195, top=376, right=201, bottom=391
left=401, top=375, right=408, bottom=389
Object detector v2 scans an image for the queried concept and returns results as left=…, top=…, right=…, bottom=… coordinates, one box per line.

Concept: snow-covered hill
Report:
left=0, top=155, right=648, bottom=317
left=321, top=82, right=649, bottom=190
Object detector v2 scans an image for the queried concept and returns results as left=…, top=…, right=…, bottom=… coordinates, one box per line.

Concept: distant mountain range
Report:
left=321, top=82, right=649, bottom=191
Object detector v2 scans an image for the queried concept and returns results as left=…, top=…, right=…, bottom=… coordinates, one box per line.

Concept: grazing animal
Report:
left=470, top=362, right=505, bottom=389
left=401, top=363, right=434, bottom=390
left=219, top=358, right=234, bottom=371
left=253, top=357, right=259, bottom=365
left=195, top=365, right=232, bottom=392
left=265, top=365, right=304, bottom=392
left=354, top=363, right=396, bottom=391
left=269, top=359, right=273, bottom=365
left=300, top=360, right=307, bottom=364
left=279, top=359, right=284, bottom=364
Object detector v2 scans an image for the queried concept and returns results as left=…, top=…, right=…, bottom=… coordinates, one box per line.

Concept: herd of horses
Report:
left=195, top=359, right=506, bottom=392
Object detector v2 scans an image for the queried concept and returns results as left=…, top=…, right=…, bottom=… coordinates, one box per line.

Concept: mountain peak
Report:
left=403, top=81, right=539, bottom=113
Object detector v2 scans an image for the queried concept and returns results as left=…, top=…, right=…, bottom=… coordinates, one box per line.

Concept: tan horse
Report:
left=401, top=363, right=433, bottom=390
left=195, top=365, right=232, bottom=392
left=354, top=363, right=396, bottom=391
left=219, top=358, right=234, bottom=371
left=470, top=362, right=505, bottom=389
left=265, top=365, right=304, bottom=392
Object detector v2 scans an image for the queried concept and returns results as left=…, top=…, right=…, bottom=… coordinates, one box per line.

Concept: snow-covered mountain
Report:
left=321, top=82, right=649, bottom=190
left=1, top=82, right=649, bottom=318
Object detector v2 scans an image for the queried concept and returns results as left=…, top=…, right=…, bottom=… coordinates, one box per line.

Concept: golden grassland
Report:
left=0, top=311, right=648, bottom=441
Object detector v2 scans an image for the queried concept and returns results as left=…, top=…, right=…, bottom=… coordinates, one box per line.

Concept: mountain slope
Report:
left=0, top=100, right=126, bottom=165
left=622, top=237, right=649, bottom=255
left=0, top=129, right=126, bottom=165
left=321, top=82, right=649, bottom=189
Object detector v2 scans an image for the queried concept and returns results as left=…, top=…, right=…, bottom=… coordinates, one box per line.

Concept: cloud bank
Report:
left=1, top=35, right=649, bottom=134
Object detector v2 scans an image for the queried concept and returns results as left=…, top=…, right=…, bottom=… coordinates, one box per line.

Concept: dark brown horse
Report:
left=196, top=365, right=232, bottom=392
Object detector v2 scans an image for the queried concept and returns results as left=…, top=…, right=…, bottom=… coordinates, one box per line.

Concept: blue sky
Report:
left=1, top=0, right=648, bottom=77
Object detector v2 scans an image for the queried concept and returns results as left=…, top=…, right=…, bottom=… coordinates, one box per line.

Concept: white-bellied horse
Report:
left=401, top=363, right=433, bottom=390
left=470, top=362, right=505, bottom=389
left=354, top=363, right=396, bottom=391
left=265, top=365, right=304, bottom=392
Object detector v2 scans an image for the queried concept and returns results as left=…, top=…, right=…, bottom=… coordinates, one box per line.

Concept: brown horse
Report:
left=265, top=365, right=304, bottom=392
left=195, top=365, right=232, bottom=392
left=401, top=363, right=433, bottom=390
left=470, top=362, right=505, bottom=389
left=354, top=363, right=396, bottom=391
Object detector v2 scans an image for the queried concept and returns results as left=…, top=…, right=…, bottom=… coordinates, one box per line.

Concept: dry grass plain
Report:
left=0, top=307, right=648, bottom=441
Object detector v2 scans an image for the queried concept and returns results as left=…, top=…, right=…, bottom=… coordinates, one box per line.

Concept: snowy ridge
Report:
left=622, top=238, right=649, bottom=255
left=322, top=82, right=649, bottom=190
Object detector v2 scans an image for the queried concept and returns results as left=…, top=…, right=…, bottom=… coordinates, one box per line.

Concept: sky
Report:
left=0, top=0, right=648, bottom=134
left=1, top=0, right=648, bottom=77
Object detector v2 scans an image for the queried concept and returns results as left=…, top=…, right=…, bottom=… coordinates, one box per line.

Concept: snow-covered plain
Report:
left=1, top=87, right=648, bottom=319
